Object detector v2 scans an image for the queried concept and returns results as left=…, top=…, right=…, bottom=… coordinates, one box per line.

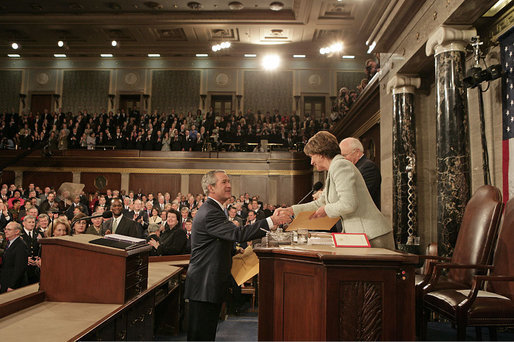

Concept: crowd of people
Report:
left=0, top=181, right=282, bottom=292
left=0, top=59, right=380, bottom=153
left=0, top=107, right=336, bottom=153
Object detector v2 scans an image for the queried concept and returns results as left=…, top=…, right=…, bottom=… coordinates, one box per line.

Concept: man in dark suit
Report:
left=0, top=222, right=28, bottom=293
left=249, top=199, right=266, bottom=220
left=127, top=199, right=149, bottom=233
left=20, top=215, right=44, bottom=284
left=184, top=170, right=291, bottom=341
left=340, top=137, right=382, bottom=209
left=104, top=198, right=143, bottom=238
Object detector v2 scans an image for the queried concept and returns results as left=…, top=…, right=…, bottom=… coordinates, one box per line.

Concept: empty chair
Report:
left=416, top=185, right=503, bottom=337
left=423, top=197, right=514, bottom=340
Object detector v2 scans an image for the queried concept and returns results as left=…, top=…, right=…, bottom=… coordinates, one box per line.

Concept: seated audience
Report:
left=147, top=209, right=187, bottom=255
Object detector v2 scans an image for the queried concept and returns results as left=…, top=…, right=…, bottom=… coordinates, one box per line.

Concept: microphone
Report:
left=71, top=211, right=113, bottom=226
left=297, top=182, right=323, bottom=204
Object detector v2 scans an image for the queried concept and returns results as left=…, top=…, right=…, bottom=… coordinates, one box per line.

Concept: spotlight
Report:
left=463, top=64, right=503, bottom=88
left=211, top=41, right=231, bottom=52
left=58, top=40, right=64, bottom=47
left=262, top=54, right=280, bottom=70
left=111, top=40, right=118, bottom=47
left=319, top=42, right=343, bottom=55
left=11, top=42, right=19, bottom=50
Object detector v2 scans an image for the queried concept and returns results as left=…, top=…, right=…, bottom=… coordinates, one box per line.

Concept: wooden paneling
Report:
left=188, top=174, right=203, bottom=196
left=129, top=174, right=181, bottom=195
left=0, top=170, right=15, bottom=186
left=22, top=171, right=72, bottom=190
left=360, top=123, right=381, bottom=169
left=80, top=173, right=121, bottom=194
left=293, top=173, right=313, bottom=204
left=241, top=175, right=268, bottom=201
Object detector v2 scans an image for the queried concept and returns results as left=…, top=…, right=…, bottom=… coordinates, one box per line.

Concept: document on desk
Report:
left=285, top=211, right=340, bottom=231
left=231, top=246, right=259, bottom=286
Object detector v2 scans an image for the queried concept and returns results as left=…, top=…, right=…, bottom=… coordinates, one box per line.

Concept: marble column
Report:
left=426, top=26, right=475, bottom=256
left=386, top=76, right=421, bottom=246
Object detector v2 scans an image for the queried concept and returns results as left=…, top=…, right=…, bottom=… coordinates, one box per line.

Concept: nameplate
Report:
left=332, top=233, right=370, bottom=248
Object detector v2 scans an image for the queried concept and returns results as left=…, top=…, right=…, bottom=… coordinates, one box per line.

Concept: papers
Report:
left=104, top=233, right=146, bottom=244
left=231, top=246, right=259, bottom=286
left=332, top=233, right=370, bottom=248
left=285, top=211, right=340, bottom=231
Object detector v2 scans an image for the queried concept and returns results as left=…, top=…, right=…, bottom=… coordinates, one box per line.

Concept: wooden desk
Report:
left=254, top=245, right=418, bottom=341
left=0, top=262, right=182, bottom=341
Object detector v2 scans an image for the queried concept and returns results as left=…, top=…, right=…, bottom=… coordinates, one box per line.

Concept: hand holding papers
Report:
left=231, top=246, right=259, bottom=286
left=284, top=211, right=340, bottom=231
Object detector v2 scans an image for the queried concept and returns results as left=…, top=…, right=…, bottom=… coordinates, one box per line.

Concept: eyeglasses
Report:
left=341, top=149, right=356, bottom=158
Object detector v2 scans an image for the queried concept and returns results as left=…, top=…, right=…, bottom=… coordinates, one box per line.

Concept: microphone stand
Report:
left=297, top=189, right=314, bottom=205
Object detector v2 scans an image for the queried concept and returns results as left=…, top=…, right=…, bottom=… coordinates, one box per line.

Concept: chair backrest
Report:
left=487, top=198, right=514, bottom=300
left=449, top=185, right=503, bottom=286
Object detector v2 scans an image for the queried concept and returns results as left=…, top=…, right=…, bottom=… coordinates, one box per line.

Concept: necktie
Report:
left=112, top=218, right=118, bottom=233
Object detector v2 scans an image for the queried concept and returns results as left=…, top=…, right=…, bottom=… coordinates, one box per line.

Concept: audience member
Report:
left=0, top=222, right=29, bottom=293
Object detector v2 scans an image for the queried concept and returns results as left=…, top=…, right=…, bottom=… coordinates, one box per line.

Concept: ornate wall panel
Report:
left=0, top=170, right=15, bottom=185
left=22, top=171, right=73, bottom=190
left=0, top=70, right=22, bottom=112
left=244, top=71, right=293, bottom=114
left=336, top=71, right=367, bottom=92
left=80, top=172, right=121, bottom=194
left=151, top=70, right=201, bottom=113
left=62, top=71, right=110, bottom=113
left=189, top=174, right=204, bottom=196
left=129, top=173, right=181, bottom=196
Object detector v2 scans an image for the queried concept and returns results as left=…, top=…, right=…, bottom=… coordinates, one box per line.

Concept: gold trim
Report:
left=352, top=110, right=380, bottom=137
left=5, top=167, right=311, bottom=176
left=20, top=155, right=307, bottom=162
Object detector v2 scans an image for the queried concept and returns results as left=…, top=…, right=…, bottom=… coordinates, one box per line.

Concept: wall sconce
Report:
left=19, top=93, right=26, bottom=108
left=200, top=94, right=207, bottom=108
left=108, top=94, right=115, bottom=107
left=143, top=94, right=150, bottom=108
left=53, top=94, right=61, bottom=108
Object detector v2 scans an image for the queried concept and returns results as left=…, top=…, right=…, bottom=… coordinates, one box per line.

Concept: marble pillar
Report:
left=386, top=76, right=421, bottom=246
left=426, top=26, right=475, bottom=256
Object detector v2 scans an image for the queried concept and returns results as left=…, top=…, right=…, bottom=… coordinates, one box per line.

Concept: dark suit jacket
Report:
left=156, top=223, right=187, bottom=255
left=0, top=237, right=29, bottom=292
left=184, top=198, right=270, bottom=304
left=355, top=156, right=382, bottom=209
left=104, top=216, right=143, bottom=238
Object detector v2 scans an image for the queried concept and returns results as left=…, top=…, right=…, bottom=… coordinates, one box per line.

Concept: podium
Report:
left=254, top=245, right=418, bottom=341
left=39, top=234, right=151, bottom=304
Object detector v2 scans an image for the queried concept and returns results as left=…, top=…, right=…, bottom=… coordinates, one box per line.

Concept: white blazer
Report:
left=292, top=155, right=391, bottom=240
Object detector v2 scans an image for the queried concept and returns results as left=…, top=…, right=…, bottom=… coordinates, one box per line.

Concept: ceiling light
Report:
left=342, top=55, right=355, bottom=59
left=148, top=53, right=161, bottom=57
left=367, top=41, right=376, bottom=54
left=196, top=53, right=208, bottom=57
left=111, top=40, right=118, bottom=47
left=101, top=53, right=113, bottom=57
left=11, top=42, right=19, bottom=50
left=212, top=41, right=231, bottom=52
left=58, top=40, right=64, bottom=48
left=244, top=54, right=257, bottom=58
left=262, top=54, right=280, bottom=70
left=320, top=42, right=343, bottom=55
left=8, top=54, right=20, bottom=58
left=54, top=54, right=67, bottom=58
left=293, top=54, right=306, bottom=58
left=269, top=2, right=284, bottom=11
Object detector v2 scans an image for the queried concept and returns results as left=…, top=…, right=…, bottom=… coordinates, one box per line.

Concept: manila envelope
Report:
left=231, top=246, right=259, bottom=286
left=285, top=211, right=340, bottom=231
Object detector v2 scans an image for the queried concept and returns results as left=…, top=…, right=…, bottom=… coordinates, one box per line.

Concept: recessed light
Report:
left=57, top=40, right=64, bottom=47
left=148, top=53, right=161, bottom=57
left=293, top=54, right=306, bottom=58
left=11, top=42, right=19, bottom=50
left=196, top=53, right=208, bottom=57
left=8, top=54, right=20, bottom=58
left=54, top=54, right=67, bottom=58
left=101, top=53, right=113, bottom=58
left=111, top=40, right=118, bottom=47
left=342, top=55, right=355, bottom=59
left=244, top=54, right=257, bottom=58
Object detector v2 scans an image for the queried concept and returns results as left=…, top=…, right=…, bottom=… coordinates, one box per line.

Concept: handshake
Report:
left=270, top=207, right=294, bottom=226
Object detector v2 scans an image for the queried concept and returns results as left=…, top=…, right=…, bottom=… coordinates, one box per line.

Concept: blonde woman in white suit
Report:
left=279, top=131, right=394, bottom=249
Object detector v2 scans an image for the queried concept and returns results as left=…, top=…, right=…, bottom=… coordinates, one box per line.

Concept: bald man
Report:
left=340, top=137, right=381, bottom=209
